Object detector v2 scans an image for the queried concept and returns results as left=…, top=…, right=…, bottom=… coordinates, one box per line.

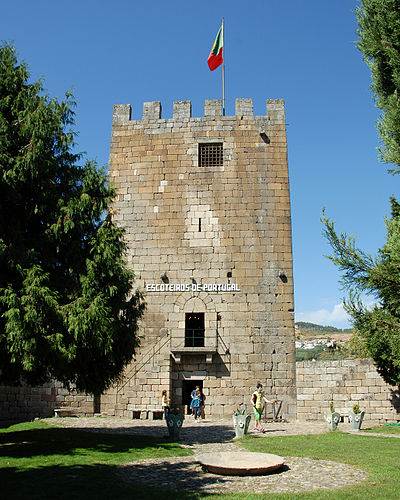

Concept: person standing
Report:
left=190, top=386, right=201, bottom=421
left=161, top=390, right=170, bottom=419
left=251, top=382, right=276, bottom=432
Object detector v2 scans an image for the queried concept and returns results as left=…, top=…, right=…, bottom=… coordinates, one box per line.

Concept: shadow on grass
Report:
left=1, top=460, right=290, bottom=500
left=0, top=426, right=181, bottom=459
left=0, top=463, right=207, bottom=500
left=0, top=422, right=235, bottom=459
left=0, top=423, right=243, bottom=499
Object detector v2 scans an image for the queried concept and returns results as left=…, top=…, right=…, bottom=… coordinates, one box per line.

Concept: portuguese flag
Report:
left=207, top=24, right=224, bottom=71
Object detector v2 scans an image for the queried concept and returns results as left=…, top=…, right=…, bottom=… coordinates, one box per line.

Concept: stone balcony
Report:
left=170, top=329, right=218, bottom=363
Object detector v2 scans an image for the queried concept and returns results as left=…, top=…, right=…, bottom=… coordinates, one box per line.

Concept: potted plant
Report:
left=233, top=404, right=251, bottom=438
left=165, top=406, right=184, bottom=440
left=348, top=403, right=365, bottom=431
left=325, top=400, right=341, bottom=431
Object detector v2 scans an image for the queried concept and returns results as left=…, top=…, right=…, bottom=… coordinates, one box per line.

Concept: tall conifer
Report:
left=323, top=1, right=400, bottom=386
left=0, top=45, right=144, bottom=394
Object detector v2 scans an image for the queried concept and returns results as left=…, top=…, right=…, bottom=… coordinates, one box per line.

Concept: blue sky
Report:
left=1, top=1, right=395, bottom=328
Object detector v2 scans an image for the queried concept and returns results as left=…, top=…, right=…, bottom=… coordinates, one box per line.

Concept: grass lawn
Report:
left=365, top=424, right=400, bottom=435
left=0, top=420, right=191, bottom=499
left=237, top=431, right=400, bottom=500
left=2, top=422, right=400, bottom=499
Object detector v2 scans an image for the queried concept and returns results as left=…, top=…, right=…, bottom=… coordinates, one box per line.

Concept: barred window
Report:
left=198, top=142, right=223, bottom=167
left=185, top=312, right=205, bottom=347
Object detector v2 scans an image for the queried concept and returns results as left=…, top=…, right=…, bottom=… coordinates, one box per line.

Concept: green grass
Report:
left=365, top=424, right=400, bottom=435
left=0, top=420, right=191, bottom=499
left=236, top=431, right=400, bottom=499
left=2, top=422, right=400, bottom=499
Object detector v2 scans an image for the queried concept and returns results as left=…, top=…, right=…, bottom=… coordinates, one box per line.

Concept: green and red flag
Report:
left=207, top=24, right=224, bottom=71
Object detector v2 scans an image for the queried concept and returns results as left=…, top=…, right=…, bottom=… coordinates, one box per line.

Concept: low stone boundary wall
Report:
left=296, top=359, right=400, bottom=424
left=0, top=382, right=94, bottom=426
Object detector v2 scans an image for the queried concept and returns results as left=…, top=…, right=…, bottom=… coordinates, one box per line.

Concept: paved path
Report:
left=355, top=431, right=400, bottom=439
left=46, top=416, right=330, bottom=442
left=46, top=417, right=368, bottom=494
left=118, top=454, right=367, bottom=495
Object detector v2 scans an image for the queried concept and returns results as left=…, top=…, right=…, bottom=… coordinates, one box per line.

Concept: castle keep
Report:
left=101, top=98, right=297, bottom=419
left=2, top=100, right=399, bottom=427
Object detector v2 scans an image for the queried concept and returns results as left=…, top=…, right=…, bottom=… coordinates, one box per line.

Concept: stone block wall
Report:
left=296, top=359, right=400, bottom=424
left=100, top=331, right=172, bottom=418
left=2, top=359, right=400, bottom=425
left=0, top=382, right=94, bottom=426
left=104, top=97, right=297, bottom=419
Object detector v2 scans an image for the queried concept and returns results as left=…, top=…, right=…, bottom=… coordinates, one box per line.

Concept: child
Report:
left=161, top=390, right=170, bottom=419
left=251, top=382, right=276, bottom=432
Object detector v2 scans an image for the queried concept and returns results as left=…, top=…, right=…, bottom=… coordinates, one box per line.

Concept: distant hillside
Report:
left=295, top=321, right=352, bottom=333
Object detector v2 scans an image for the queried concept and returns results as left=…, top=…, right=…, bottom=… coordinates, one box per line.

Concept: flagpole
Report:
left=222, top=17, right=225, bottom=116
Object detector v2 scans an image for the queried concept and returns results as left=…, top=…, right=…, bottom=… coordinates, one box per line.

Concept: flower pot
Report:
left=233, top=413, right=251, bottom=438
left=165, top=412, right=184, bottom=440
left=348, top=410, right=365, bottom=431
left=326, top=411, right=341, bottom=431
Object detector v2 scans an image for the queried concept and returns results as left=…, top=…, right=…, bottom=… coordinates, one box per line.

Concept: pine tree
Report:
left=0, top=45, right=144, bottom=394
left=323, top=1, right=400, bottom=386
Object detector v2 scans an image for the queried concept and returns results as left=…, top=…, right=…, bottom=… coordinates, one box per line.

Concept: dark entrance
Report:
left=182, top=379, right=203, bottom=414
left=185, top=312, right=205, bottom=347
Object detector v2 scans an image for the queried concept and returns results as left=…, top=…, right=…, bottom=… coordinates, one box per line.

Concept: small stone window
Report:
left=198, top=143, right=223, bottom=167
left=185, top=312, right=205, bottom=347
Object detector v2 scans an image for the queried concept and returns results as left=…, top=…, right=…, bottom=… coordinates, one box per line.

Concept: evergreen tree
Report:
left=357, top=0, right=400, bottom=171
left=323, top=1, right=400, bottom=386
left=0, top=45, right=144, bottom=394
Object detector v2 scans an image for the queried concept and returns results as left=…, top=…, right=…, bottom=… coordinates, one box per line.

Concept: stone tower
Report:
left=102, top=98, right=297, bottom=419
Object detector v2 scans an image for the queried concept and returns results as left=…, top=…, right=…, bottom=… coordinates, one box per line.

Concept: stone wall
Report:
left=2, top=359, right=400, bottom=425
left=104, top=97, right=297, bottom=419
left=296, top=359, right=400, bottom=424
left=0, top=382, right=94, bottom=426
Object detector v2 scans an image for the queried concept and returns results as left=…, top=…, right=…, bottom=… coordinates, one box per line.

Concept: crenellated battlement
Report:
left=112, top=98, right=285, bottom=125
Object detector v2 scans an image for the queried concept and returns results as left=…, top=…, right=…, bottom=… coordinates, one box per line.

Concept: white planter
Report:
left=326, top=411, right=341, bottom=431
left=349, top=410, right=365, bottom=431
left=233, top=413, right=251, bottom=438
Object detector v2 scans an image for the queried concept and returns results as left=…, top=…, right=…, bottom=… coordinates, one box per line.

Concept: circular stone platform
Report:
left=196, top=451, right=285, bottom=476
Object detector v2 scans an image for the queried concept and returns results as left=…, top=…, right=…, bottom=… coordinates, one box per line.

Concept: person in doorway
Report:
left=190, top=386, right=201, bottom=421
left=161, top=390, right=170, bottom=419
left=251, top=382, right=276, bottom=432
left=199, top=387, right=206, bottom=420
left=189, top=387, right=196, bottom=416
